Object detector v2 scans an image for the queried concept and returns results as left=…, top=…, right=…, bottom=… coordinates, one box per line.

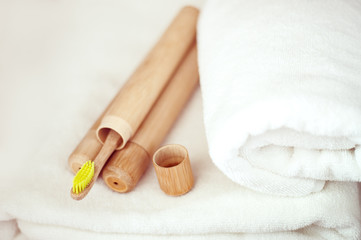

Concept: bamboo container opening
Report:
left=153, top=145, right=188, bottom=169
left=97, top=128, right=117, bottom=145
left=97, top=121, right=130, bottom=150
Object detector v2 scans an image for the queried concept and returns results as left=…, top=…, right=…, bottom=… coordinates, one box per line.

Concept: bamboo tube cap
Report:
left=153, top=144, right=194, bottom=196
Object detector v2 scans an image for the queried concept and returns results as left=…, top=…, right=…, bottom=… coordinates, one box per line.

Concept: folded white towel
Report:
left=198, top=0, right=361, bottom=196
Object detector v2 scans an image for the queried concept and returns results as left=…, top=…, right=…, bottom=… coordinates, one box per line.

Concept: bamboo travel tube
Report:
left=68, top=6, right=199, bottom=173
left=97, top=6, right=199, bottom=150
left=102, top=45, right=199, bottom=193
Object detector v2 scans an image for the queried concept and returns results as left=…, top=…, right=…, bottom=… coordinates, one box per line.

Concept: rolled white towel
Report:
left=198, top=0, right=361, bottom=196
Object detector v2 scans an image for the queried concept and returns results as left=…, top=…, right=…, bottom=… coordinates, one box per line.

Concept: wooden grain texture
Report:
left=97, top=6, right=199, bottom=150
left=152, top=144, right=194, bottom=196
left=102, top=44, right=199, bottom=193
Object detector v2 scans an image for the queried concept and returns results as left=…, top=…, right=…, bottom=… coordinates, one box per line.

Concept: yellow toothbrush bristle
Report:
left=72, top=160, right=95, bottom=194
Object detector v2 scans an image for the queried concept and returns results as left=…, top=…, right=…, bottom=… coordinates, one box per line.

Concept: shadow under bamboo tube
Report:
left=102, top=44, right=199, bottom=193
left=97, top=6, right=199, bottom=150
left=68, top=6, right=198, bottom=173
left=153, top=144, right=194, bottom=196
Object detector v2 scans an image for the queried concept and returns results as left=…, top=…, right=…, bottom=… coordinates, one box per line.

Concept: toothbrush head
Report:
left=72, top=160, right=94, bottom=194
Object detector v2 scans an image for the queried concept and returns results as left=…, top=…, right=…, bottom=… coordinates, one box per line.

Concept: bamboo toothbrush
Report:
left=71, top=130, right=121, bottom=200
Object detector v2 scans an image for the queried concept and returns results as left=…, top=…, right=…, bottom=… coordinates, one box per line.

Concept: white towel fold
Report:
left=198, top=0, right=361, bottom=196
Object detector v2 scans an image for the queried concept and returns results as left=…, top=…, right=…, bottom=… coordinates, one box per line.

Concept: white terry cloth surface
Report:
left=0, top=1, right=360, bottom=240
left=198, top=0, right=361, bottom=197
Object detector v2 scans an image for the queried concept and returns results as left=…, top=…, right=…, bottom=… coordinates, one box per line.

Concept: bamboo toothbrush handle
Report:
left=70, top=130, right=121, bottom=200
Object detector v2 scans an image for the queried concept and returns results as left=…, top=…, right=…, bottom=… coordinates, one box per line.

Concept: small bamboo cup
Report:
left=102, top=45, right=199, bottom=192
left=68, top=6, right=199, bottom=173
left=152, top=144, right=194, bottom=196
